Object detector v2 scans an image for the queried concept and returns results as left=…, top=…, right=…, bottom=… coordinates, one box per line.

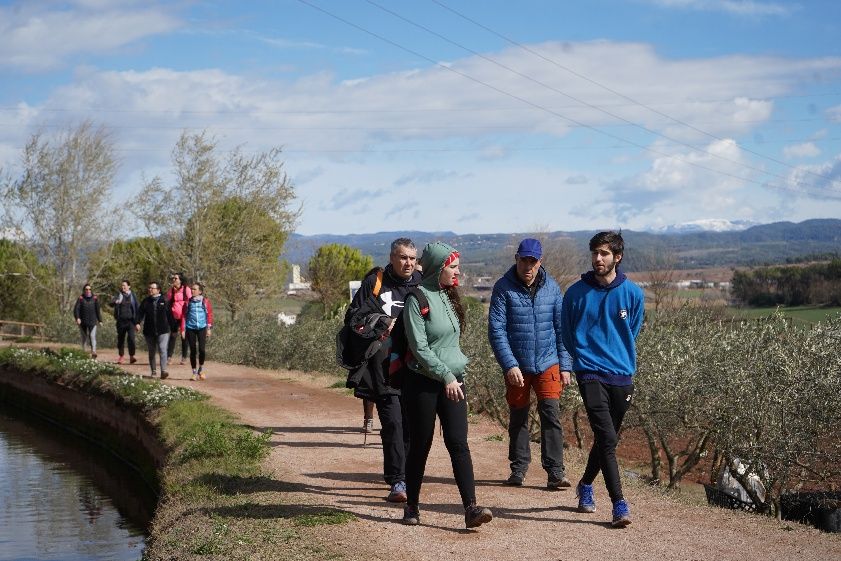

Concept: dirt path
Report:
left=106, top=351, right=840, bottom=561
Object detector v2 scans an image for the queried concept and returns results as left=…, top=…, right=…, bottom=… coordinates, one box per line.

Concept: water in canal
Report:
left=0, top=407, right=154, bottom=561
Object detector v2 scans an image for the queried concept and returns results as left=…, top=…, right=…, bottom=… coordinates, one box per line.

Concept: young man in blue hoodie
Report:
left=560, top=231, right=644, bottom=528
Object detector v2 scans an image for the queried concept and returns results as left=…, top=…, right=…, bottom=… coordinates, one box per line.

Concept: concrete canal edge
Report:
left=0, top=366, right=167, bottom=502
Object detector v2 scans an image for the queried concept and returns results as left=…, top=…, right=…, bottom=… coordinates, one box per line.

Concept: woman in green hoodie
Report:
left=401, top=242, right=493, bottom=529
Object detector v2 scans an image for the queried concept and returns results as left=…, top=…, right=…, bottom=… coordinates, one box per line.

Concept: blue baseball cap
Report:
left=516, top=238, right=542, bottom=260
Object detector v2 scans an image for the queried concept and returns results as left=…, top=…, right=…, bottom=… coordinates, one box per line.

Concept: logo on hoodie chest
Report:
left=619, top=309, right=628, bottom=320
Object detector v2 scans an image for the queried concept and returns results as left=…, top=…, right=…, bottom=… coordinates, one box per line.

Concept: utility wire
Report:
left=2, top=91, right=838, bottom=115
left=428, top=0, right=835, bottom=184
left=365, top=0, right=831, bottom=188
left=296, top=0, right=839, bottom=199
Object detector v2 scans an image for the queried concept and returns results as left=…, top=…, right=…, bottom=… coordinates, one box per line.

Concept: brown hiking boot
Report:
left=547, top=473, right=572, bottom=490
left=465, top=505, right=493, bottom=528
left=161, top=371, right=169, bottom=379
left=402, top=505, right=420, bottom=526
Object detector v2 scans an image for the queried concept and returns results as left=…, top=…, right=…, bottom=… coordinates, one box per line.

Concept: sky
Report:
left=2, top=0, right=841, bottom=235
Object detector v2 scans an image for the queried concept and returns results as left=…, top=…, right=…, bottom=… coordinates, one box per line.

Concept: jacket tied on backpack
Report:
left=336, top=264, right=422, bottom=399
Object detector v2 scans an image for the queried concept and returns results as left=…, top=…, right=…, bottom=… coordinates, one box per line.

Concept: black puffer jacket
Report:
left=136, top=295, right=173, bottom=337
left=73, top=295, right=102, bottom=328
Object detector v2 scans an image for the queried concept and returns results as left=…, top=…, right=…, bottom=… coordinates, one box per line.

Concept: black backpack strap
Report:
left=408, top=287, right=430, bottom=318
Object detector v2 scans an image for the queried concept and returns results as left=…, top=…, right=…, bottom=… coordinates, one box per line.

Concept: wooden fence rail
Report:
left=0, top=320, right=47, bottom=341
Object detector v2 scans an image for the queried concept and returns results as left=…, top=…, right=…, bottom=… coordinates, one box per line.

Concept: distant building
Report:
left=472, top=276, right=493, bottom=292
left=349, top=280, right=362, bottom=301
left=287, top=265, right=312, bottom=294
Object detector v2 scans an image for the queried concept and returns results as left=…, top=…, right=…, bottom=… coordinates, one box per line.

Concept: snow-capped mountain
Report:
left=648, top=219, right=761, bottom=234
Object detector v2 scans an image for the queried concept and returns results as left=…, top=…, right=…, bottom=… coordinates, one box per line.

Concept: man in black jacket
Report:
left=111, top=279, right=139, bottom=365
left=344, top=238, right=421, bottom=503
left=136, top=281, right=174, bottom=379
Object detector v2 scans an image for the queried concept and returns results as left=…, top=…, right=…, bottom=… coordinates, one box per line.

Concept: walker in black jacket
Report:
left=73, top=285, right=102, bottom=358
left=342, top=254, right=422, bottom=503
left=136, top=287, right=174, bottom=379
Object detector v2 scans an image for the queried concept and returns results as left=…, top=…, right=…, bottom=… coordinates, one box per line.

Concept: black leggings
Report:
left=116, top=321, right=136, bottom=357
left=185, top=328, right=207, bottom=370
left=168, top=328, right=188, bottom=361
left=403, top=371, right=476, bottom=508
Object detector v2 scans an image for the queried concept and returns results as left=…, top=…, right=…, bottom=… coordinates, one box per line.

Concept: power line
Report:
left=0, top=118, right=834, bottom=133
left=1, top=91, right=838, bottom=116
left=11, top=135, right=838, bottom=154
left=427, top=0, right=836, bottom=184
left=295, top=0, right=840, bottom=199
left=364, top=0, right=833, bottom=188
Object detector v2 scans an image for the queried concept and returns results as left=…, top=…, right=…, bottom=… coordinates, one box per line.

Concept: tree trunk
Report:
left=571, top=406, right=585, bottom=449
left=640, top=422, right=661, bottom=484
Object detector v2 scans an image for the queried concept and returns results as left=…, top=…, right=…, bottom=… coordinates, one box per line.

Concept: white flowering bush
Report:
left=109, top=375, right=205, bottom=410
left=0, top=347, right=205, bottom=411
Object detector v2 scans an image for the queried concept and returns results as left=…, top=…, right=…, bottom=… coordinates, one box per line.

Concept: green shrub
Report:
left=211, top=311, right=343, bottom=375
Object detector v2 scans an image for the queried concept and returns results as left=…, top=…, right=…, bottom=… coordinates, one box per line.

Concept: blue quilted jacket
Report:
left=488, top=266, right=572, bottom=375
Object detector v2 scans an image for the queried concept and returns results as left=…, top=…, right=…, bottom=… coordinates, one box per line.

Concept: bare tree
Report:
left=638, top=246, right=678, bottom=312
left=135, top=130, right=299, bottom=318
left=526, top=225, right=586, bottom=291
left=2, top=121, right=119, bottom=311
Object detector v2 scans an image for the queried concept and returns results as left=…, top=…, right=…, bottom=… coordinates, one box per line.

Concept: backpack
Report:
left=386, top=288, right=430, bottom=389
left=336, top=268, right=386, bottom=372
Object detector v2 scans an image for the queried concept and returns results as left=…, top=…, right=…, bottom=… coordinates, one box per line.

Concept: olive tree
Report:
left=713, top=312, right=841, bottom=516
left=632, top=304, right=729, bottom=487
left=1, top=121, right=119, bottom=311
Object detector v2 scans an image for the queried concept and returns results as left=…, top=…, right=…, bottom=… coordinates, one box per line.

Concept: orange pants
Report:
left=505, top=364, right=562, bottom=409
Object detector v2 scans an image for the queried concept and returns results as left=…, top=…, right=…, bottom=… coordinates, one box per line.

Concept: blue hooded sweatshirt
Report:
left=560, top=270, right=644, bottom=386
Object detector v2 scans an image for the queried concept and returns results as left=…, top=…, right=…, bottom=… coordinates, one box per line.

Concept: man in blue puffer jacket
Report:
left=488, top=238, right=573, bottom=489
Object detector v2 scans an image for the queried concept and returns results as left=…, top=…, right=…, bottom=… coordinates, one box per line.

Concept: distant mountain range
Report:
left=282, top=218, right=841, bottom=275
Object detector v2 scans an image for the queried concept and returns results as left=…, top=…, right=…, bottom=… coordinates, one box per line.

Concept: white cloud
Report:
left=643, top=0, right=794, bottom=16
left=6, top=40, right=837, bottom=158
left=0, top=2, right=179, bottom=71
left=3, top=39, right=841, bottom=233
left=785, top=155, right=841, bottom=200
left=783, top=142, right=821, bottom=160
left=608, top=139, right=750, bottom=221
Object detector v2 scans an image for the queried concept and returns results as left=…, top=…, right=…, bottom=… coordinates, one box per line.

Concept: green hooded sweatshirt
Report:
left=404, top=242, right=468, bottom=385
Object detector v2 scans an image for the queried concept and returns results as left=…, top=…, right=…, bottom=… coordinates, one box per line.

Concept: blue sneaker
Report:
left=612, top=499, right=631, bottom=527
left=387, top=481, right=407, bottom=503
left=576, top=482, right=596, bottom=513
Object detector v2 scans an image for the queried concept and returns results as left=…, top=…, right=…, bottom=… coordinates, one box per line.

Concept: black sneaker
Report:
left=504, top=472, right=524, bottom=486
left=402, top=505, right=420, bottom=525
left=547, top=473, right=572, bottom=490
left=161, top=371, right=169, bottom=379
left=465, top=505, right=493, bottom=528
